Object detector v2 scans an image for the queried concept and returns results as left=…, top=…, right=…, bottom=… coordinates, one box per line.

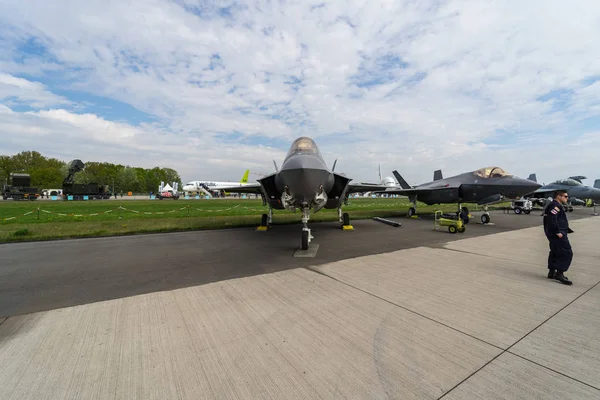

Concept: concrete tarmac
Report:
left=0, top=211, right=598, bottom=399
left=0, top=209, right=594, bottom=318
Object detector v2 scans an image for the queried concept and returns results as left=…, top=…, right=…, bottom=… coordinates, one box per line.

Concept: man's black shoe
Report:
left=554, top=271, right=573, bottom=285
left=548, top=269, right=556, bottom=279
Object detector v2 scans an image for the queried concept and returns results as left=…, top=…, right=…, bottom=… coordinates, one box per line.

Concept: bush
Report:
left=13, top=228, right=30, bottom=237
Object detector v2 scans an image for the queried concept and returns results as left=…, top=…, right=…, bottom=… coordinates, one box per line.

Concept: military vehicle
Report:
left=2, top=173, right=40, bottom=200
left=62, top=160, right=112, bottom=200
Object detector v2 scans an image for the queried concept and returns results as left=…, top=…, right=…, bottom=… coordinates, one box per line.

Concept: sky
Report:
left=1, top=0, right=599, bottom=187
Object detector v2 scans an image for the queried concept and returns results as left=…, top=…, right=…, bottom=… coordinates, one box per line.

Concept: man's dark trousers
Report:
left=548, top=236, right=573, bottom=272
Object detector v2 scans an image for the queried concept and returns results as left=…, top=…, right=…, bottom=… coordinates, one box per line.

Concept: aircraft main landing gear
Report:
left=408, top=198, right=418, bottom=217
left=338, top=207, right=352, bottom=230
left=258, top=207, right=273, bottom=231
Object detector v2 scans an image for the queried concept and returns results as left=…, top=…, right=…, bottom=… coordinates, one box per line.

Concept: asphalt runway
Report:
left=0, top=208, right=595, bottom=318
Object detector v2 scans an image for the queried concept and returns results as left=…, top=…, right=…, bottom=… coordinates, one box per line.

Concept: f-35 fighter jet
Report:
left=219, top=137, right=389, bottom=250
left=378, top=167, right=541, bottom=224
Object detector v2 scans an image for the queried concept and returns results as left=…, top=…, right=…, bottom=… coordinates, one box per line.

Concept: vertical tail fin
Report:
left=433, top=170, right=443, bottom=181
left=594, top=179, right=600, bottom=189
left=527, top=173, right=537, bottom=183
left=240, top=169, right=250, bottom=183
left=378, top=164, right=382, bottom=181
left=392, top=170, right=411, bottom=189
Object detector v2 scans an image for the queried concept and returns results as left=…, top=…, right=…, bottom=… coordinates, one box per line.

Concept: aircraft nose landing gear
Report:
left=301, top=206, right=313, bottom=250
left=481, top=205, right=491, bottom=224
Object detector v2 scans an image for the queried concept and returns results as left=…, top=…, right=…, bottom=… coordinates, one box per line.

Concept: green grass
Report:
left=0, top=198, right=510, bottom=243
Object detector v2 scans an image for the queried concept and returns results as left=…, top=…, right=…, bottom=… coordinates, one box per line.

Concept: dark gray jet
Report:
left=378, top=167, right=541, bottom=224
left=524, top=174, right=600, bottom=209
left=219, top=137, right=389, bottom=250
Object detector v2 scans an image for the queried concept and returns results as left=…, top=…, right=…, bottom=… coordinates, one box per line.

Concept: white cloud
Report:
left=0, top=73, right=71, bottom=108
left=0, top=105, right=285, bottom=182
left=0, top=0, right=600, bottom=185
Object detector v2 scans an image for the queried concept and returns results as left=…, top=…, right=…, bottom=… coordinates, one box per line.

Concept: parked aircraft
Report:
left=219, top=136, right=389, bottom=250
left=182, top=170, right=251, bottom=196
left=378, top=167, right=541, bottom=224
left=359, top=165, right=399, bottom=196
left=524, top=174, right=600, bottom=208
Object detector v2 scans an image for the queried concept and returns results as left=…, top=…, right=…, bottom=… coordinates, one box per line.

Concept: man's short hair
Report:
left=554, top=189, right=568, bottom=198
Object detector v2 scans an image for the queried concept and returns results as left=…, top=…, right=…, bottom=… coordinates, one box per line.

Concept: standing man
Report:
left=543, top=190, right=574, bottom=285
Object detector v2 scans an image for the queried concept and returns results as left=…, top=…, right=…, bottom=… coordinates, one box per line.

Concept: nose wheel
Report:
left=301, top=229, right=311, bottom=250
left=481, top=205, right=491, bottom=224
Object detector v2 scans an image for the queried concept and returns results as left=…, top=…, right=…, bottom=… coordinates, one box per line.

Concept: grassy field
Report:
left=0, top=198, right=508, bottom=243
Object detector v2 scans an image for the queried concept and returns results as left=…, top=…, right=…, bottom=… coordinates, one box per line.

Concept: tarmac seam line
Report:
left=438, top=278, right=600, bottom=399
left=0, top=317, right=7, bottom=327
left=305, top=263, right=600, bottom=399
left=506, top=351, right=600, bottom=392
left=428, top=245, right=600, bottom=273
left=304, top=266, right=505, bottom=351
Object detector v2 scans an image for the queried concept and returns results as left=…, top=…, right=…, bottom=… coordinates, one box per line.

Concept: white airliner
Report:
left=181, top=170, right=252, bottom=196
left=359, top=165, right=398, bottom=196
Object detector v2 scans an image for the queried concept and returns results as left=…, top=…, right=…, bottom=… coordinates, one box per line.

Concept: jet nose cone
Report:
left=517, top=177, right=542, bottom=191
left=590, top=187, right=600, bottom=200
left=279, top=167, right=332, bottom=203
left=496, top=177, right=541, bottom=199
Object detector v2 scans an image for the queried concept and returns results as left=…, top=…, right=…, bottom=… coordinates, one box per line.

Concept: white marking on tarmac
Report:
left=293, top=244, right=319, bottom=257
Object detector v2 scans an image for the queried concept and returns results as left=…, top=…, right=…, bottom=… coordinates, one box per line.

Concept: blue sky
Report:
left=1, top=0, right=599, bottom=185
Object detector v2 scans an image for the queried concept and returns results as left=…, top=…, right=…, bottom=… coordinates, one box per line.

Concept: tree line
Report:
left=0, top=151, right=182, bottom=194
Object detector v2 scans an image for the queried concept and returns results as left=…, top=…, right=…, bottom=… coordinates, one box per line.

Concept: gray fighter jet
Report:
left=524, top=174, right=600, bottom=209
left=218, top=137, right=389, bottom=250
left=378, top=167, right=541, bottom=224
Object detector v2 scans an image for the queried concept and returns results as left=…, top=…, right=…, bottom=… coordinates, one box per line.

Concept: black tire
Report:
left=524, top=210, right=531, bottom=214
left=343, top=212, right=350, bottom=226
left=448, top=226, right=457, bottom=234
left=301, top=230, right=309, bottom=250
left=514, top=208, right=522, bottom=214
left=261, top=214, right=268, bottom=226
left=408, top=207, right=416, bottom=217
left=458, top=227, right=466, bottom=233
left=481, top=214, right=490, bottom=224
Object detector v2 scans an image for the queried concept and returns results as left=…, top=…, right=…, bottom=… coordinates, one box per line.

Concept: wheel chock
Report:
left=342, top=224, right=354, bottom=231
left=409, top=215, right=420, bottom=219
left=256, top=225, right=269, bottom=231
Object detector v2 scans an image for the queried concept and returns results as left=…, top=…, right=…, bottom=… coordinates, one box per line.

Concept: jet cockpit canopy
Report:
left=473, top=166, right=513, bottom=179
left=553, top=179, right=582, bottom=186
left=285, top=137, right=323, bottom=159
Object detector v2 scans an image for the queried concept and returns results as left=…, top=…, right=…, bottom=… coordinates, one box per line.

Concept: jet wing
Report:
left=374, top=184, right=457, bottom=196
left=526, top=188, right=555, bottom=198
left=347, top=183, right=391, bottom=194
left=373, top=187, right=414, bottom=195
left=217, top=183, right=264, bottom=194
